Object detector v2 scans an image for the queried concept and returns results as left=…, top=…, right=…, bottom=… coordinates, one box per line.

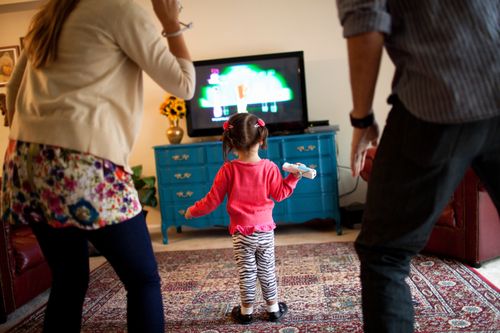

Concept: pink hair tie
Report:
left=223, top=121, right=233, bottom=131
left=255, top=118, right=266, bottom=127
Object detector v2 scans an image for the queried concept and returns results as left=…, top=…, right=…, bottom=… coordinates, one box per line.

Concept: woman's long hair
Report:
left=24, top=0, right=81, bottom=68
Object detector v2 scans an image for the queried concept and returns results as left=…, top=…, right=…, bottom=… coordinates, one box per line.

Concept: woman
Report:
left=3, top=0, right=195, bottom=332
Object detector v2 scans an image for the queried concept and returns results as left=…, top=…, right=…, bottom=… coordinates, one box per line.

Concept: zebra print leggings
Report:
left=232, top=231, right=278, bottom=304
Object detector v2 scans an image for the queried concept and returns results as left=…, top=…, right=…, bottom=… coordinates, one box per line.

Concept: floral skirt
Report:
left=1, top=140, right=142, bottom=230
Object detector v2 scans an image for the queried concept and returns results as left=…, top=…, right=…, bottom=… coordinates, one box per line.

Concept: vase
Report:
left=166, top=119, right=184, bottom=144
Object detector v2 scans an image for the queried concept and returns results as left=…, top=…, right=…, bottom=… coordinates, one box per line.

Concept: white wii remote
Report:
left=282, top=162, right=317, bottom=179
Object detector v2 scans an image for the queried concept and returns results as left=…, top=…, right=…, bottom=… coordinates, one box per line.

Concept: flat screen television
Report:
left=186, top=51, right=308, bottom=138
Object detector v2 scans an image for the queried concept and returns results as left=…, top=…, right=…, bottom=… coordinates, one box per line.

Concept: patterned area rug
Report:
left=8, top=242, right=500, bottom=333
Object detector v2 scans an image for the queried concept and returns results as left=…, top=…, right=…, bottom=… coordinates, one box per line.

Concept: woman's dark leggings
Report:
left=30, top=212, right=164, bottom=333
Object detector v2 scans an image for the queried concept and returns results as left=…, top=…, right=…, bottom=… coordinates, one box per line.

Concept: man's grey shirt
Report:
left=337, top=0, right=500, bottom=124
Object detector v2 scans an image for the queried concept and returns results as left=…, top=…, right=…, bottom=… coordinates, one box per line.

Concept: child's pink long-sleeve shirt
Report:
left=188, top=159, right=299, bottom=235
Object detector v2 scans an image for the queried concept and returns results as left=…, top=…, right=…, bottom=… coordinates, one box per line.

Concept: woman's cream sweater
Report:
left=7, top=0, right=195, bottom=172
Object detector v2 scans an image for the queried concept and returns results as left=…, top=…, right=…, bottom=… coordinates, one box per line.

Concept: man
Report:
left=336, top=1, right=500, bottom=332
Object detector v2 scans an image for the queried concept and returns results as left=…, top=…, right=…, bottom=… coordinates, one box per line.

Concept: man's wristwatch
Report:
left=350, top=111, right=375, bottom=128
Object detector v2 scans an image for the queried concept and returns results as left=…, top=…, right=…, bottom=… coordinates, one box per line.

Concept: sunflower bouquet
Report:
left=160, top=95, right=186, bottom=122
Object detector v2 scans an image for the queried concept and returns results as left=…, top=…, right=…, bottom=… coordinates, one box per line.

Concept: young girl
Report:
left=184, top=113, right=302, bottom=324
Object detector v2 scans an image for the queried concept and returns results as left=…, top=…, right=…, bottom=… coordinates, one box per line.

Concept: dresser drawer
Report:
left=282, top=136, right=333, bottom=159
left=273, top=200, right=286, bottom=217
left=264, top=141, right=281, bottom=159
left=160, top=184, right=208, bottom=203
left=206, top=145, right=224, bottom=164
left=206, top=142, right=280, bottom=164
left=283, top=139, right=320, bottom=158
left=162, top=204, right=189, bottom=222
left=287, top=194, right=335, bottom=215
left=207, top=165, right=221, bottom=180
left=294, top=175, right=335, bottom=194
left=283, top=157, right=335, bottom=176
left=156, top=147, right=206, bottom=166
left=158, top=165, right=207, bottom=185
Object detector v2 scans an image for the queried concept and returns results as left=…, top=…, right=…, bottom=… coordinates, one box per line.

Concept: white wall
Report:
left=0, top=0, right=395, bottom=211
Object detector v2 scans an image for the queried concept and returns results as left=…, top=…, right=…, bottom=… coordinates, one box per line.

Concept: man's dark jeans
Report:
left=355, top=96, right=500, bottom=332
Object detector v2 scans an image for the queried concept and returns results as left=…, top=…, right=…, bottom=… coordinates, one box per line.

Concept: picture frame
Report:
left=0, top=45, right=20, bottom=87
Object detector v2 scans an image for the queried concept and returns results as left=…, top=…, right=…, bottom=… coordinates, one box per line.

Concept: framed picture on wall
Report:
left=0, top=45, right=20, bottom=87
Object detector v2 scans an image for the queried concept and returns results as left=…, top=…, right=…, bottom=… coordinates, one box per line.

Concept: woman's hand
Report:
left=151, top=0, right=192, bottom=61
left=151, top=0, right=181, bottom=34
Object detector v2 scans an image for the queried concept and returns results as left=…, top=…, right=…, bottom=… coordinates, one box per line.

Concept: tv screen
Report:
left=186, top=51, right=308, bottom=138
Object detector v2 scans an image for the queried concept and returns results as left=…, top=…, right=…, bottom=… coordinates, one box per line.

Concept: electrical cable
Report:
left=337, top=165, right=360, bottom=198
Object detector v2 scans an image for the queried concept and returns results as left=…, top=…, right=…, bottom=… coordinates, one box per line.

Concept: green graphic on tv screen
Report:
left=198, top=64, right=294, bottom=118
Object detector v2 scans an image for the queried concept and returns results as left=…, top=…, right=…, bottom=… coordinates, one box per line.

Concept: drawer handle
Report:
left=174, top=173, right=192, bottom=180
left=296, top=145, right=316, bottom=152
left=172, top=154, right=190, bottom=161
left=176, top=191, right=194, bottom=198
left=178, top=209, right=186, bottom=215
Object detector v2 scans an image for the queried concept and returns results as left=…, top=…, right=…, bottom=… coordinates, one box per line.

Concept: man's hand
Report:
left=351, top=122, right=379, bottom=177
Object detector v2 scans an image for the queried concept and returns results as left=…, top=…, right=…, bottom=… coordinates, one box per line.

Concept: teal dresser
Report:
left=153, top=131, right=341, bottom=244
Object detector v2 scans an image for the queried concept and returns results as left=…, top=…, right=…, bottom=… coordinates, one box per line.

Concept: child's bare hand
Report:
left=184, top=208, right=192, bottom=219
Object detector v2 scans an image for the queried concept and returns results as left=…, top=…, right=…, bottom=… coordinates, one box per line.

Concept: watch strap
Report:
left=350, top=112, right=375, bottom=128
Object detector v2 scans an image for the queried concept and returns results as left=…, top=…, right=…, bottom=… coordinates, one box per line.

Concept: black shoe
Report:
left=231, top=305, right=253, bottom=325
left=268, top=302, right=288, bottom=322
